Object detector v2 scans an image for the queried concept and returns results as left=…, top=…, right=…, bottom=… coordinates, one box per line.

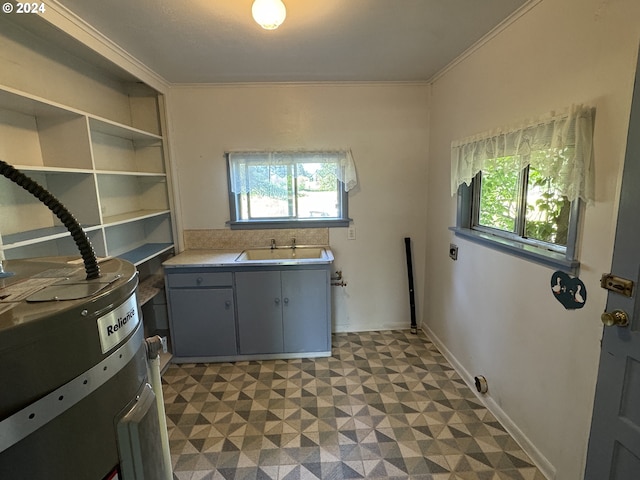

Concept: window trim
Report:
left=226, top=153, right=352, bottom=230
left=451, top=179, right=581, bottom=274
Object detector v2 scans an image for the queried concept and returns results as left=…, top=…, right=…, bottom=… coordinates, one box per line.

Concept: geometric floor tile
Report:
left=162, top=330, right=547, bottom=480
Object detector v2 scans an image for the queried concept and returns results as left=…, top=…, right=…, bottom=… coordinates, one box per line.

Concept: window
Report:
left=475, top=157, right=572, bottom=248
left=227, top=151, right=357, bottom=228
left=451, top=105, right=595, bottom=272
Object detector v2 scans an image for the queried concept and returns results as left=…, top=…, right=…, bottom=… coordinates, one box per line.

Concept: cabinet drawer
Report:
left=166, top=272, right=232, bottom=288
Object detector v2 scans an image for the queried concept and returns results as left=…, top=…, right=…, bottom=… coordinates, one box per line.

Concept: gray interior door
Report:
left=584, top=45, right=640, bottom=480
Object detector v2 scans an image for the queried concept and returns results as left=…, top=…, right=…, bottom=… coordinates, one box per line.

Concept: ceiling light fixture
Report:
left=252, top=0, right=286, bottom=30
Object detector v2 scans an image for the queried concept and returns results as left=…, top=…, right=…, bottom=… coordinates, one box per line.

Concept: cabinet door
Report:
left=235, top=271, right=284, bottom=354
left=168, top=288, right=236, bottom=357
left=282, top=270, right=330, bottom=353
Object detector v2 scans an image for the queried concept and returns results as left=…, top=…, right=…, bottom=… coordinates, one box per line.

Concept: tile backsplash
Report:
left=183, top=228, right=329, bottom=250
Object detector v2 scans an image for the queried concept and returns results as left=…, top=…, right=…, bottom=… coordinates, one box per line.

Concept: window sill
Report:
left=450, top=226, right=580, bottom=274
left=228, top=218, right=351, bottom=230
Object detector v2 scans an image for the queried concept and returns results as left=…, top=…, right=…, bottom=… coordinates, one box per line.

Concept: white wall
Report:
left=167, top=83, right=430, bottom=332
left=424, top=0, right=640, bottom=478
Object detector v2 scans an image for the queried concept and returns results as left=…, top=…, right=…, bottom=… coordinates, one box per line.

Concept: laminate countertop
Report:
left=163, top=247, right=334, bottom=268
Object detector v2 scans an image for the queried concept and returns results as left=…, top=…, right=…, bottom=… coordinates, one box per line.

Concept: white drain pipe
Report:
left=145, top=336, right=173, bottom=480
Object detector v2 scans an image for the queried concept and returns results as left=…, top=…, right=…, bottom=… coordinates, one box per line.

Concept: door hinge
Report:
left=600, top=273, right=634, bottom=297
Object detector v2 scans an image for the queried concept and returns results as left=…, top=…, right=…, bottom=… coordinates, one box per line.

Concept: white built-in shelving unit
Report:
left=0, top=10, right=176, bottom=367
left=0, top=85, right=174, bottom=265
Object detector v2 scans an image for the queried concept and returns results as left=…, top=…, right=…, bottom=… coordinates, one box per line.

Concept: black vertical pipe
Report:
left=404, top=237, right=417, bottom=334
left=0, top=159, right=100, bottom=279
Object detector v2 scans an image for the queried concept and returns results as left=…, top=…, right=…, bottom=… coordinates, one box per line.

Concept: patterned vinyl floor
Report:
left=162, top=330, right=546, bottom=480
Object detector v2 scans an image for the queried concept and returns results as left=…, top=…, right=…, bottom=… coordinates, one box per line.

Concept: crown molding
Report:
left=169, top=80, right=432, bottom=89
left=429, top=0, right=543, bottom=84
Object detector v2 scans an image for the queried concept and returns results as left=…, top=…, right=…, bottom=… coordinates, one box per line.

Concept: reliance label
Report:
left=97, top=294, right=139, bottom=354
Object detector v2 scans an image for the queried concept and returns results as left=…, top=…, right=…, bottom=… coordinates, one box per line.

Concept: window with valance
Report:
left=450, top=105, right=595, bottom=272
left=227, top=150, right=357, bottom=228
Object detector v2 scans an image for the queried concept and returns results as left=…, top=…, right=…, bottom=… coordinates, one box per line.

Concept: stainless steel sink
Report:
left=235, top=247, right=329, bottom=262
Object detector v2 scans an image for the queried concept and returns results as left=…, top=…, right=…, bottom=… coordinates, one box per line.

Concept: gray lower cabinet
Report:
left=281, top=270, right=331, bottom=353
left=235, top=269, right=331, bottom=355
left=165, top=265, right=331, bottom=360
left=235, top=271, right=284, bottom=354
left=166, top=272, right=237, bottom=358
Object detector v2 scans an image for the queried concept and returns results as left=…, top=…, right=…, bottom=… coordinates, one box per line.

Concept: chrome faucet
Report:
left=291, top=237, right=296, bottom=249
left=271, top=238, right=276, bottom=249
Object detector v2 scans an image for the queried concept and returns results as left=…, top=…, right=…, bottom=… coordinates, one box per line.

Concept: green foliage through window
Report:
left=475, top=156, right=570, bottom=248
left=477, top=156, right=520, bottom=233
left=524, top=168, right=570, bottom=246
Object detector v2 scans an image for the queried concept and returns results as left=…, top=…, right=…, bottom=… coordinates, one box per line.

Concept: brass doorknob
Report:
left=601, top=309, right=629, bottom=327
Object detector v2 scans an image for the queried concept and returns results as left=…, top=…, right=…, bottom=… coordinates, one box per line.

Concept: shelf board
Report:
left=0, top=87, right=161, bottom=142
left=2, top=224, right=101, bottom=248
left=95, top=170, right=167, bottom=177
left=10, top=167, right=166, bottom=177
left=102, top=209, right=171, bottom=227
left=137, top=274, right=164, bottom=306
left=0, top=85, right=81, bottom=118
left=117, top=243, right=174, bottom=266
left=11, top=165, right=95, bottom=175
left=88, top=116, right=162, bottom=145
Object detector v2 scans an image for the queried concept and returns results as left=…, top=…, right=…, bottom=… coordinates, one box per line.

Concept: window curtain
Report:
left=450, top=104, right=595, bottom=205
left=228, top=150, right=358, bottom=194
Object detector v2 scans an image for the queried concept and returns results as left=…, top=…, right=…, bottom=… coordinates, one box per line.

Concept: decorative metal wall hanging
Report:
left=551, top=271, right=587, bottom=310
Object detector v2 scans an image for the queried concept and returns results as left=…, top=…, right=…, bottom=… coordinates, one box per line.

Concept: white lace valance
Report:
left=228, top=150, right=358, bottom=194
left=451, top=104, right=595, bottom=205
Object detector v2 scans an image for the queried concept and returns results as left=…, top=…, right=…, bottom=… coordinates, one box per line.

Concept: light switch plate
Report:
left=347, top=226, right=356, bottom=240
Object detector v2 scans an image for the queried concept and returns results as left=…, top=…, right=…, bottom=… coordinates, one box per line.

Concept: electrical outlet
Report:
left=347, top=226, right=356, bottom=240
left=449, top=243, right=458, bottom=260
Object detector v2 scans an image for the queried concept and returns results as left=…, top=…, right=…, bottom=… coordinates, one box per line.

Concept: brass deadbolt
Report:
left=601, top=309, right=629, bottom=327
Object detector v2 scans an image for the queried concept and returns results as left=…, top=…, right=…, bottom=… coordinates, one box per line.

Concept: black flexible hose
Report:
left=0, top=160, right=100, bottom=279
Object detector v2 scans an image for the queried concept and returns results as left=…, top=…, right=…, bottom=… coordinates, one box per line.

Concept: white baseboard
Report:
left=421, top=322, right=556, bottom=480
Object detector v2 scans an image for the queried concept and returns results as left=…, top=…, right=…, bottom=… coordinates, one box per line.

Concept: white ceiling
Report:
left=55, top=0, right=529, bottom=84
